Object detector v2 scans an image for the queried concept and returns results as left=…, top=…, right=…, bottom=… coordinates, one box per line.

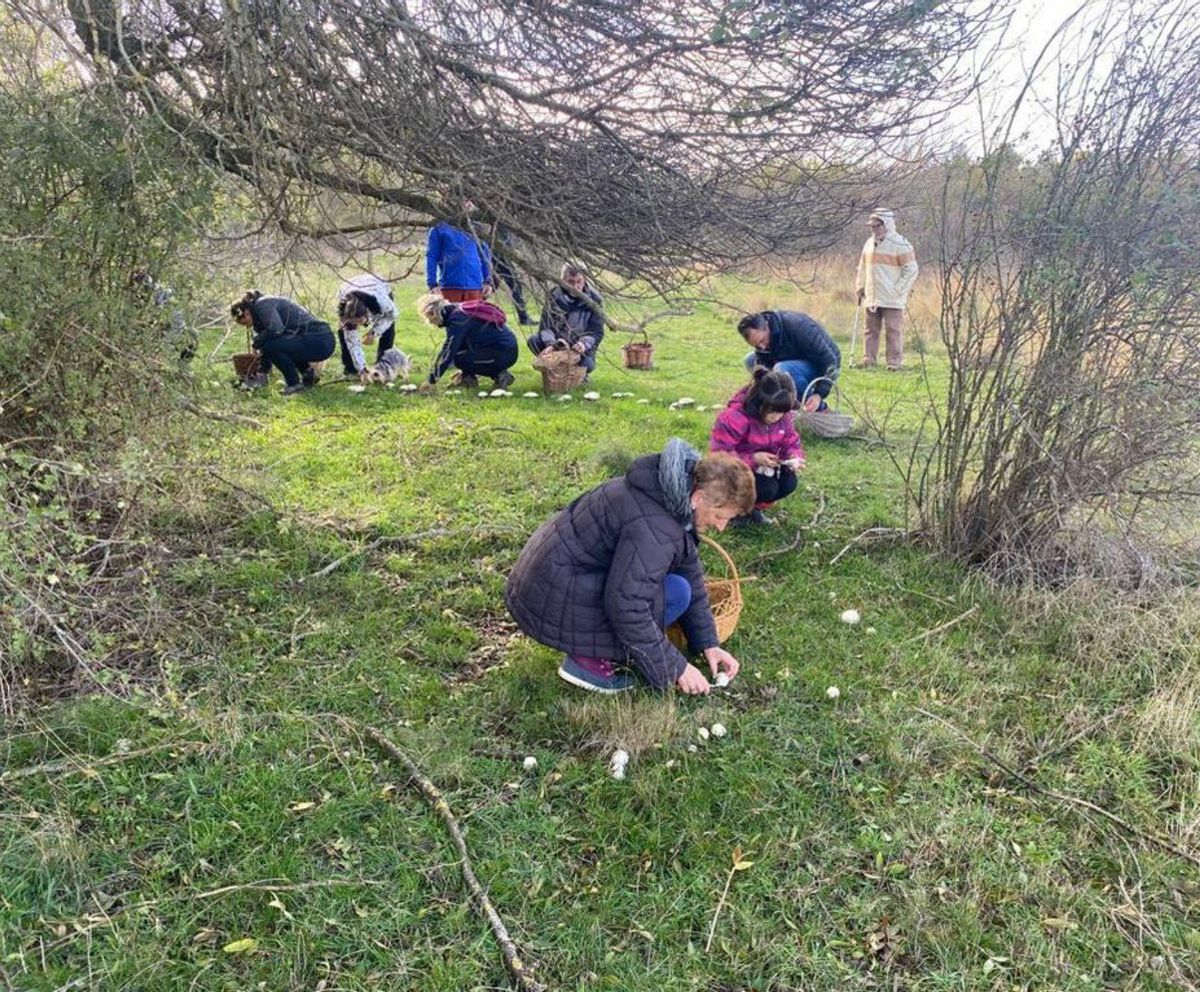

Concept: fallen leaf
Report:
left=222, top=937, right=258, bottom=954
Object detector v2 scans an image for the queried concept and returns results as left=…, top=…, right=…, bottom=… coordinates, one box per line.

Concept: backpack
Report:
left=459, top=299, right=507, bottom=326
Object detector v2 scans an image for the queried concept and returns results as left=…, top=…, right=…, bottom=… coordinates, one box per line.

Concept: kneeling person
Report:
left=417, top=293, right=518, bottom=391
left=505, top=439, right=753, bottom=695
left=526, top=263, right=604, bottom=380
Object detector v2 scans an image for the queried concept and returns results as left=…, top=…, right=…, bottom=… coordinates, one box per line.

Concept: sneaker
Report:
left=558, top=655, right=636, bottom=694
left=886, top=365, right=903, bottom=373
left=281, top=382, right=308, bottom=396
left=451, top=371, right=479, bottom=389
left=519, top=314, right=536, bottom=326
left=856, top=360, right=877, bottom=370
left=241, top=373, right=268, bottom=390
left=494, top=369, right=516, bottom=389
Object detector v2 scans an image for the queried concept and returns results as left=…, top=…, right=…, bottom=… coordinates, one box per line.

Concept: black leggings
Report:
left=493, top=257, right=527, bottom=316
left=755, top=466, right=798, bottom=507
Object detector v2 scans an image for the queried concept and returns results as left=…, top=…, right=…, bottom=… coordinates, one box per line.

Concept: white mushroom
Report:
left=523, top=756, right=538, bottom=771
left=840, top=608, right=861, bottom=625
left=710, top=722, right=727, bottom=738
left=826, top=686, right=841, bottom=700
left=523, top=391, right=540, bottom=398
left=608, top=749, right=630, bottom=780
left=583, top=391, right=601, bottom=401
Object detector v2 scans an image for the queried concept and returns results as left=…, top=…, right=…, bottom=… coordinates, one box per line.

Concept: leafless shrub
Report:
left=907, top=0, right=1200, bottom=583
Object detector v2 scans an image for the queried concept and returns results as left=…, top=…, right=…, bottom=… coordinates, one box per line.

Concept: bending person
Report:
left=336, top=274, right=408, bottom=382
left=416, top=293, right=517, bottom=391
left=710, top=369, right=805, bottom=526
left=737, top=310, right=840, bottom=410
left=506, top=439, right=754, bottom=694
left=526, top=263, right=605, bottom=381
left=231, top=291, right=334, bottom=395
left=425, top=201, right=492, bottom=303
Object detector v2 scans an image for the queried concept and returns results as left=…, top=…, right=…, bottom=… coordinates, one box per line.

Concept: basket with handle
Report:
left=621, top=332, right=655, bottom=370
left=532, top=339, right=588, bottom=394
left=667, top=534, right=743, bottom=648
left=231, top=325, right=261, bottom=380
left=799, top=376, right=854, bottom=439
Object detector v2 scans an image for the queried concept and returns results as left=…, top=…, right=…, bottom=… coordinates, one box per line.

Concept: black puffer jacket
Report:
left=505, top=439, right=718, bottom=689
left=752, top=310, right=841, bottom=397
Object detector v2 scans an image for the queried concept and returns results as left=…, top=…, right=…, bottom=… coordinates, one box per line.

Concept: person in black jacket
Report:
left=505, top=438, right=754, bottom=695
left=526, top=263, right=605, bottom=379
left=231, top=291, right=335, bottom=395
left=738, top=311, right=841, bottom=411
left=415, top=293, right=518, bottom=391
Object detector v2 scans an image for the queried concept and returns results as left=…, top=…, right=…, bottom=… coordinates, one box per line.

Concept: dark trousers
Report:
left=339, top=322, right=396, bottom=375
left=456, top=341, right=519, bottom=381
left=755, top=466, right=798, bottom=507
left=259, top=325, right=335, bottom=387
left=493, top=257, right=528, bottom=319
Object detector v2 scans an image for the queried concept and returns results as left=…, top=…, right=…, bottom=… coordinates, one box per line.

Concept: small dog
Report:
left=368, top=348, right=411, bottom=384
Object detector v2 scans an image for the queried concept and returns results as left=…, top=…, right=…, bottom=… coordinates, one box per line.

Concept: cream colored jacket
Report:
left=855, top=211, right=919, bottom=309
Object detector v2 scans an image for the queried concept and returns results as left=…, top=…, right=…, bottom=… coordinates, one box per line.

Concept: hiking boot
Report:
left=558, top=656, right=636, bottom=694
left=856, top=359, right=877, bottom=370
left=281, top=382, right=308, bottom=396
left=886, top=365, right=903, bottom=372
left=451, top=371, right=479, bottom=389
left=241, top=372, right=268, bottom=390
left=494, top=369, right=515, bottom=389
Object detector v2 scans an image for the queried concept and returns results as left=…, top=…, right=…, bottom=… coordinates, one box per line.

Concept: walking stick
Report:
left=848, top=305, right=861, bottom=362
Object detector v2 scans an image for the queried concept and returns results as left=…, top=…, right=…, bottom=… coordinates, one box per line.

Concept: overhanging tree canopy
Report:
left=49, top=0, right=1003, bottom=288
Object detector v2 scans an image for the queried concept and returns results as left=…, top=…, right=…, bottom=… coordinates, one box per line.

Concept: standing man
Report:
left=855, top=208, right=919, bottom=370
left=426, top=202, right=492, bottom=303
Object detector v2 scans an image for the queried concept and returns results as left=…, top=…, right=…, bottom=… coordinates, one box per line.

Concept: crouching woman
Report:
left=505, top=439, right=754, bottom=695
left=231, top=291, right=335, bottom=395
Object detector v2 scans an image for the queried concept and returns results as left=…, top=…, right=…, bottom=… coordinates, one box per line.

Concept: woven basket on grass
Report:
left=798, top=377, right=854, bottom=439
left=622, top=338, right=655, bottom=370
left=532, top=340, right=587, bottom=394
left=231, top=326, right=261, bottom=380
left=667, top=534, right=743, bottom=648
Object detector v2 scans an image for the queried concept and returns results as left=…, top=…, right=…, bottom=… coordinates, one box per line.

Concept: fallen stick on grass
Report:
left=901, top=604, right=978, bottom=644
left=828, top=526, right=909, bottom=567
left=303, top=525, right=515, bottom=581
left=363, top=724, right=549, bottom=992
left=0, top=740, right=210, bottom=784
left=915, top=707, right=1200, bottom=870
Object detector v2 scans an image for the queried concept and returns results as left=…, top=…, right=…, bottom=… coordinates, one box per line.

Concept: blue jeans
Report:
left=744, top=351, right=822, bottom=399
left=663, top=573, right=691, bottom=627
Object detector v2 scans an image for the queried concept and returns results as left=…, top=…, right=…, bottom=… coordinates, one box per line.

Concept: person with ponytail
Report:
left=336, top=274, right=408, bottom=382
left=230, top=291, right=335, bottom=395
left=709, top=368, right=806, bottom=525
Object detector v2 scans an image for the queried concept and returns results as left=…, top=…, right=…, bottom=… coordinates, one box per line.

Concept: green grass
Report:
left=2, top=268, right=1198, bottom=991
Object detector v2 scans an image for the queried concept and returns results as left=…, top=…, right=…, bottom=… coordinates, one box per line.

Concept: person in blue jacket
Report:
left=415, top=293, right=518, bottom=391
left=426, top=202, right=491, bottom=302
left=737, top=310, right=841, bottom=410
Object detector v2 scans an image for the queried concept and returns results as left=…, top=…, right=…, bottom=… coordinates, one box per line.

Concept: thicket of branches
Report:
left=909, top=0, right=1200, bottom=584
left=22, top=0, right=1006, bottom=293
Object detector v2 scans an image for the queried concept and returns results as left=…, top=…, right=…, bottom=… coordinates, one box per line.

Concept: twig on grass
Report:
left=303, top=525, right=515, bottom=581
left=914, top=707, right=1200, bottom=870
left=0, top=740, right=209, bottom=784
left=362, top=724, right=548, bottom=992
left=901, top=605, right=978, bottom=644
left=807, top=489, right=827, bottom=529
left=829, top=527, right=909, bottom=566
left=180, top=399, right=264, bottom=429
left=705, top=846, right=754, bottom=953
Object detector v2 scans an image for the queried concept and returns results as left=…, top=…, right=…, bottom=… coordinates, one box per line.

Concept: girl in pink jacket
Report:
left=710, top=369, right=805, bottom=525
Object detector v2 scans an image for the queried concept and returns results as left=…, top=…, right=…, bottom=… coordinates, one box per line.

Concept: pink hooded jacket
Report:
left=709, top=387, right=804, bottom=467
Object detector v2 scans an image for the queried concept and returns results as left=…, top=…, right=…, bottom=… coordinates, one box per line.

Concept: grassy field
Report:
left=2, top=265, right=1199, bottom=991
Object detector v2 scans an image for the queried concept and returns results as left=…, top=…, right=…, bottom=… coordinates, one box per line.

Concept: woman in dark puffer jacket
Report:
left=505, top=439, right=755, bottom=694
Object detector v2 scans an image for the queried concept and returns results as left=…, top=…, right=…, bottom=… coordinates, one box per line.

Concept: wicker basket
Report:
left=799, top=377, right=854, bottom=439
left=622, top=338, right=655, bottom=370
left=667, top=534, right=743, bottom=648
left=232, top=352, right=260, bottom=379
left=231, top=326, right=262, bottom=380
left=532, top=340, right=587, bottom=394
